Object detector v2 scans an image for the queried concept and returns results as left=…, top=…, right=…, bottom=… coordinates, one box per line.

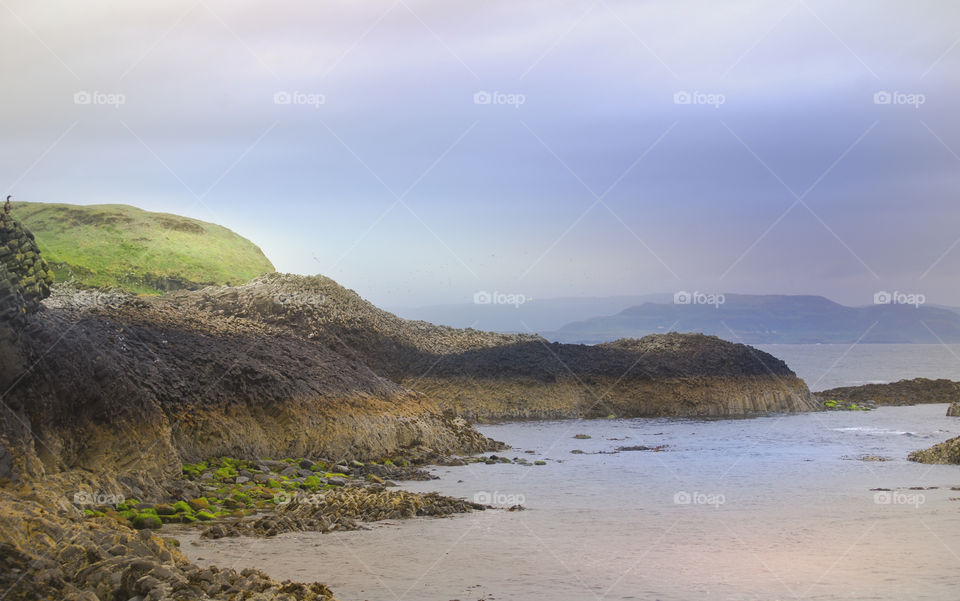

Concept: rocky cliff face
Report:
left=1, top=287, right=498, bottom=497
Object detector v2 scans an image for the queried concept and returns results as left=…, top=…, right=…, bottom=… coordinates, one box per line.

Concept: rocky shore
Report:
left=0, top=211, right=823, bottom=599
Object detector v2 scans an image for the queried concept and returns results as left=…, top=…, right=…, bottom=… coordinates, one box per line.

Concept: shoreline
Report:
left=173, top=405, right=960, bottom=601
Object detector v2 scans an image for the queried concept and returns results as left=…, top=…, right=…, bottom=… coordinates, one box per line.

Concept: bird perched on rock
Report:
left=3, top=195, right=10, bottom=215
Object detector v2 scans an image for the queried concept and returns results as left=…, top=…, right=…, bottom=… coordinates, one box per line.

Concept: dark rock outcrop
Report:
left=817, top=378, right=960, bottom=408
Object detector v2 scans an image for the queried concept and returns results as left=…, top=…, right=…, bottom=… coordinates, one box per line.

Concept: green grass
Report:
left=12, top=202, right=274, bottom=294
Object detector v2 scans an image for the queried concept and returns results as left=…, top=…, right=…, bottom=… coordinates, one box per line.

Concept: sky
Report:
left=1, top=0, right=958, bottom=308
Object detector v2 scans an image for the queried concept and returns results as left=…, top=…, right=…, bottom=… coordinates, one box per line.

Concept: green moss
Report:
left=195, top=511, right=215, bottom=521
left=302, top=475, right=323, bottom=490
left=187, top=498, right=210, bottom=511
left=534, top=460, right=547, bottom=466
left=132, top=515, right=162, bottom=529
left=215, top=466, right=237, bottom=480
left=232, top=492, right=253, bottom=505
left=172, top=501, right=193, bottom=514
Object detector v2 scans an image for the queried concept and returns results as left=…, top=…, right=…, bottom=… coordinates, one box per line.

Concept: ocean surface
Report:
left=179, top=405, right=960, bottom=601
left=753, top=343, right=960, bottom=391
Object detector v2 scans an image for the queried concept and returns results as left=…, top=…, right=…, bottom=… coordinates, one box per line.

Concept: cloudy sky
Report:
left=1, top=0, right=958, bottom=307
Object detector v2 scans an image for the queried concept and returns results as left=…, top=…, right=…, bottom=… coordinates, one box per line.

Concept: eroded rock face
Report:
left=0, top=210, right=53, bottom=315
left=3, top=285, right=501, bottom=496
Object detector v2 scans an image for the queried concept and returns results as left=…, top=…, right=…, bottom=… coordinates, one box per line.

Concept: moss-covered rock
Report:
left=0, top=210, right=52, bottom=316
left=131, top=514, right=162, bottom=529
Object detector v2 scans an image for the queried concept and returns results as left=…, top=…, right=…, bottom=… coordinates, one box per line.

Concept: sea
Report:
left=177, top=344, right=960, bottom=601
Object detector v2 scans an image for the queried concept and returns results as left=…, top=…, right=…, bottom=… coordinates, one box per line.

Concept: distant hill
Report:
left=13, top=202, right=275, bottom=294
left=390, top=293, right=673, bottom=333
left=547, top=294, right=960, bottom=344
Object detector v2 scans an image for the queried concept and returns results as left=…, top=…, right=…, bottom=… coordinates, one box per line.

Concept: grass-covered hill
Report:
left=12, top=201, right=275, bottom=294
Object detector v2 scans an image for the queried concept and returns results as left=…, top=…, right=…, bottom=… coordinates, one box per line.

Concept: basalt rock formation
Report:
left=169, top=273, right=818, bottom=420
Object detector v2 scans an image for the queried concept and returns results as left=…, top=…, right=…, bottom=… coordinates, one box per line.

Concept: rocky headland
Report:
left=174, top=273, right=818, bottom=420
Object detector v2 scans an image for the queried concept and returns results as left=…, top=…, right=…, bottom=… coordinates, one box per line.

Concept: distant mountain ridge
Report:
left=547, top=294, right=960, bottom=344
left=390, top=293, right=673, bottom=333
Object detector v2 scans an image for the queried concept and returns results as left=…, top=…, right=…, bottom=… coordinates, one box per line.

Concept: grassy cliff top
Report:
left=12, top=202, right=275, bottom=294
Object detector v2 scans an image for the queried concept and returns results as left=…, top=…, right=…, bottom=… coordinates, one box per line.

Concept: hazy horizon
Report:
left=2, top=1, right=959, bottom=309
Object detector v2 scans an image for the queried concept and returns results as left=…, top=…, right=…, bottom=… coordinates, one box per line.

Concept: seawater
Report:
left=178, top=405, right=960, bottom=601
left=753, top=343, right=960, bottom=390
